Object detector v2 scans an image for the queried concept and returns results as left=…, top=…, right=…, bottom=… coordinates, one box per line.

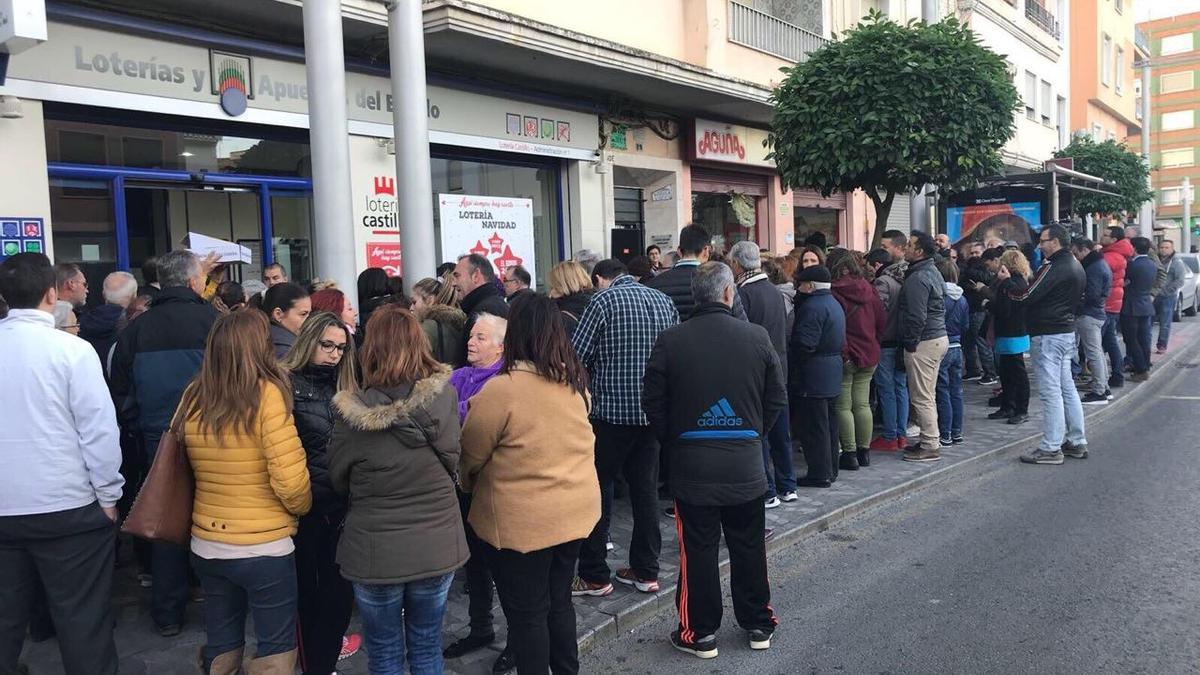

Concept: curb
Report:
left=576, top=327, right=1198, bottom=653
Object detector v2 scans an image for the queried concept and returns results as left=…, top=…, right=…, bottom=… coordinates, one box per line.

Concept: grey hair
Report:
left=573, top=249, right=601, bottom=275
left=52, top=301, right=76, bottom=329
left=157, top=250, right=201, bottom=289
left=102, top=271, right=138, bottom=305
left=692, top=261, right=735, bottom=305
left=729, top=241, right=762, bottom=271
left=472, top=312, right=508, bottom=347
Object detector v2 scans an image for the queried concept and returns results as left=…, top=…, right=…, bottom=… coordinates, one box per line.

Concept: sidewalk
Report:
left=19, top=320, right=1200, bottom=675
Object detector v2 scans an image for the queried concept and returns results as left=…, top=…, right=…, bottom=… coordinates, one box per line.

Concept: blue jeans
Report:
left=762, top=407, right=796, bottom=497
left=1030, top=334, right=1086, bottom=452
left=1155, top=295, right=1177, bottom=349
left=936, top=346, right=964, bottom=438
left=190, top=553, right=297, bottom=667
left=354, top=573, right=454, bottom=675
left=966, top=311, right=996, bottom=379
left=873, top=346, right=909, bottom=440
left=1102, top=312, right=1124, bottom=383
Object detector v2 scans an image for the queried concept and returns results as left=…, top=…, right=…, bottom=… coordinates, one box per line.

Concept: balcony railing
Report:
left=1136, top=26, right=1150, bottom=54
left=728, top=1, right=828, bottom=64
left=1024, top=1, right=1061, bottom=40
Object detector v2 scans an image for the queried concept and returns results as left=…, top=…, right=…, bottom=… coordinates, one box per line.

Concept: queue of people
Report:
left=0, top=216, right=1179, bottom=674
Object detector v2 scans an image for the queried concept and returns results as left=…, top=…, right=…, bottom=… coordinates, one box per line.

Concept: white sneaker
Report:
left=779, top=491, right=799, bottom=502
left=906, top=425, right=921, bottom=438
left=764, top=496, right=781, bottom=509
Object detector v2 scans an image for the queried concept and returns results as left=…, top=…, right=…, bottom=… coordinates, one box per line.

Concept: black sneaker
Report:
left=1105, top=389, right=1114, bottom=400
left=748, top=628, right=773, bottom=650
left=1007, top=413, right=1029, bottom=425
left=1061, top=442, right=1089, bottom=459
left=988, top=395, right=1005, bottom=407
left=939, top=434, right=952, bottom=446
left=1081, top=392, right=1109, bottom=405
left=963, top=373, right=982, bottom=382
left=1109, top=376, right=1124, bottom=389
left=978, top=376, right=999, bottom=386
left=951, top=434, right=965, bottom=445
left=671, top=629, right=718, bottom=659
left=988, top=407, right=1014, bottom=420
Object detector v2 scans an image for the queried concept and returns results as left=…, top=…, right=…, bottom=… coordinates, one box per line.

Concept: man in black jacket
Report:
left=452, top=253, right=509, bottom=367
left=1011, top=225, right=1088, bottom=465
left=110, top=249, right=217, bottom=636
left=1122, top=237, right=1157, bottom=382
left=960, top=243, right=998, bottom=384
left=643, top=262, right=785, bottom=659
left=898, top=232, right=948, bottom=462
left=729, top=241, right=794, bottom=505
left=646, top=224, right=747, bottom=321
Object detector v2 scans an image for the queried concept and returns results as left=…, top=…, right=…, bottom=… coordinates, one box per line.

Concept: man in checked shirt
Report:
left=570, top=258, right=679, bottom=597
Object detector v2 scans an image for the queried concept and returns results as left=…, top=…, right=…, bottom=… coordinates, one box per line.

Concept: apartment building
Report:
left=1129, top=12, right=1200, bottom=237
left=1069, top=0, right=1140, bottom=143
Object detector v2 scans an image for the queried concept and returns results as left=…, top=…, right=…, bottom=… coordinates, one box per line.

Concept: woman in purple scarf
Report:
left=444, top=311, right=515, bottom=671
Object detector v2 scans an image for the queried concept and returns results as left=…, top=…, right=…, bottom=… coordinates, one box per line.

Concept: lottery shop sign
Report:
left=438, top=194, right=535, bottom=279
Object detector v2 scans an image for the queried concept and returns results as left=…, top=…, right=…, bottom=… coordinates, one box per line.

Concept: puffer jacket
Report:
left=329, top=366, right=468, bottom=585
left=270, top=323, right=297, bottom=360
left=417, top=304, right=466, bottom=365
left=1102, top=238, right=1133, bottom=314
left=943, top=282, right=969, bottom=346
left=185, top=381, right=312, bottom=545
left=788, top=288, right=846, bottom=399
left=873, top=261, right=907, bottom=346
left=898, top=256, right=947, bottom=350
left=291, top=364, right=344, bottom=517
left=645, top=260, right=748, bottom=321
left=1079, top=250, right=1112, bottom=321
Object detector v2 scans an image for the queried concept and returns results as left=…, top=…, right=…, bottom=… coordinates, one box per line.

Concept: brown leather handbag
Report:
left=121, top=405, right=194, bottom=546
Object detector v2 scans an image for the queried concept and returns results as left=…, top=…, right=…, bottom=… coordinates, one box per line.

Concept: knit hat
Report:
left=796, top=265, right=832, bottom=284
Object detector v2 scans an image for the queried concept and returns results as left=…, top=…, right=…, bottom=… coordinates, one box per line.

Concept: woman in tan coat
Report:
left=179, top=310, right=312, bottom=675
left=460, top=295, right=600, bottom=675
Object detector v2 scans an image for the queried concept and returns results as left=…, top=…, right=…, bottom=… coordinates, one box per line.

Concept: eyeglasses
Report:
left=317, top=340, right=348, bottom=354
left=503, top=278, right=520, bottom=285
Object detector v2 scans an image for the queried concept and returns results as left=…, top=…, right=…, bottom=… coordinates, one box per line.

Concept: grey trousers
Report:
left=1076, top=315, right=1108, bottom=396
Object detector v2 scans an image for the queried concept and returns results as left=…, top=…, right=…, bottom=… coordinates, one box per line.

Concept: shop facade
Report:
left=0, top=12, right=600, bottom=299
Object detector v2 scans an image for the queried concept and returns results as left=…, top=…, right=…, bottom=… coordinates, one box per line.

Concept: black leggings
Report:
left=998, top=353, right=1029, bottom=414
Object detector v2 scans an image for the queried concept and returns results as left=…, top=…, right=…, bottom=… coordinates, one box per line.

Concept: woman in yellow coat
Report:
left=178, top=310, right=312, bottom=675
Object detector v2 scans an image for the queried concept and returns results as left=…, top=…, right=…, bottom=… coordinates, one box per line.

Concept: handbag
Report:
left=121, top=404, right=195, bottom=546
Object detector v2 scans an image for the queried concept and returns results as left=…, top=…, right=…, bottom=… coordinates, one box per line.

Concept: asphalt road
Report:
left=582, top=348, right=1200, bottom=675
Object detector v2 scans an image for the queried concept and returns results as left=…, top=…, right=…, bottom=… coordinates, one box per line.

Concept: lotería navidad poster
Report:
left=438, top=194, right=535, bottom=279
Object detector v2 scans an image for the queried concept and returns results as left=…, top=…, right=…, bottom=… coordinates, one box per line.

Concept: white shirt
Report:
left=0, top=309, right=124, bottom=516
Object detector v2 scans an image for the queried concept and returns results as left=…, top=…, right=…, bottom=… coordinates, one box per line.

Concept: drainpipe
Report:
left=1140, top=59, right=1154, bottom=232
left=302, top=0, right=357, bottom=291
left=387, top=0, right=437, bottom=288
left=910, top=0, right=939, bottom=235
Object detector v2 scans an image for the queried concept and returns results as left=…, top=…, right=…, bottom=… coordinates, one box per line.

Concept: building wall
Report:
left=1070, top=0, right=1137, bottom=139
left=0, top=99, right=54, bottom=260
left=460, top=0, right=795, bottom=88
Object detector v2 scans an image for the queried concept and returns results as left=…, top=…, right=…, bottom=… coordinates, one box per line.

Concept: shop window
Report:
left=793, top=207, right=839, bottom=249
left=691, top=192, right=758, bottom=251
left=48, top=177, right=116, bottom=307
left=122, top=137, right=165, bottom=169
left=57, top=130, right=107, bottom=166
left=430, top=156, right=560, bottom=287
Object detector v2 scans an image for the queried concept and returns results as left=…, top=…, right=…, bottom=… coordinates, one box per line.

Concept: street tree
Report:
left=1052, top=136, right=1152, bottom=218
left=768, top=12, right=1019, bottom=247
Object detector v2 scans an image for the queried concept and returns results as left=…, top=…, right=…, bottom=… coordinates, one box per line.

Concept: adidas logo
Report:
left=697, top=398, right=744, bottom=427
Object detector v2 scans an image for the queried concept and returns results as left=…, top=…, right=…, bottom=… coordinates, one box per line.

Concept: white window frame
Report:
left=1040, top=80, right=1053, bottom=125
left=1161, top=148, right=1195, bottom=168
left=1115, top=46, right=1125, bottom=94
left=1101, top=34, right=1113, bottom=87
left=1092, top=124, right=1104, bottom=141
left=1056, top=95, right=1068, bottom=148
left=1115, top=0, right=1123, bottom=14
left=1161, top=186, right=1195, bottom=206
left=1162, top=110, right=1195, bottom=131
left=1161, top=33, right=1195, bottom=56
left=1024, top=71, right=1038, bottom=121
left=1161, top=71, right=1194, bottom=94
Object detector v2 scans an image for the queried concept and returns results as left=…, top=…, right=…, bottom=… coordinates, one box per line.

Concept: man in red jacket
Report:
left=1099, top=226, right=1132, bottom=388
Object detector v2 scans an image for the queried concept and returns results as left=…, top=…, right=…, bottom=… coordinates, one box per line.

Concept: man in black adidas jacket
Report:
left=642, top=262, right=785, bottom=658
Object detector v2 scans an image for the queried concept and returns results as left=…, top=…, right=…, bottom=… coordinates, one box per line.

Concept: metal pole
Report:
left=912, top=1, right=937, bottom=236
left=1140, top=60, right=1154, bottom=231
left=387, top=0, right=436, bottom=288
left=302, top=0, right=357, bottom=291
left=1049, top=169, right=1059, bottom=224
left=1184, top=176, right=1192, bottom=253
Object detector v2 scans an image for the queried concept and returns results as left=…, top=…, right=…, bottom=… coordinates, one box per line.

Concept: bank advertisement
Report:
left=438, top=194, right=534, bottom=279
left=945, top=202, right=1042, bottom=247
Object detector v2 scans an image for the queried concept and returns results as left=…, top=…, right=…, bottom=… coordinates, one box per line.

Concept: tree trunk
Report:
left=867, top=187, right=897, bottom=250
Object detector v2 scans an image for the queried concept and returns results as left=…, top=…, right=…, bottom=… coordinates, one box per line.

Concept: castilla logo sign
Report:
left=209, top=50, right=254, bottom=117
left=361, top=175, right=397, bottom=231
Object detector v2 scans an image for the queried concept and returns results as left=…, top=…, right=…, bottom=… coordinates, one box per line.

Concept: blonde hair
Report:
left=1000, top=250, right=1031, bottom=279
left=547, top=261, right=593, bottom=299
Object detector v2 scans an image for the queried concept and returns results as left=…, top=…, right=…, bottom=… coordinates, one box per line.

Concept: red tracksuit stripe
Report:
left=674, top=500, right=693, bottom=643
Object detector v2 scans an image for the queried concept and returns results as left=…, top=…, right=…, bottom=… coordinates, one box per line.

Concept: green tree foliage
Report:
left=768, top=12, right=1019, bottom=247
left=1052, top=136, right=1152, bottom=217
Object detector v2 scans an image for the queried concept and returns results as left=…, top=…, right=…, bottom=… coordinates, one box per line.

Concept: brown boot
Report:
left=205, top=647, right=244, bottom=675
left=246, top=649, right=296, bottom=675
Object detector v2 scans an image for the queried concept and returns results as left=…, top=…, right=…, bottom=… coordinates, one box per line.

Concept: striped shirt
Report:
left=572, top=275, right=679, bottom=425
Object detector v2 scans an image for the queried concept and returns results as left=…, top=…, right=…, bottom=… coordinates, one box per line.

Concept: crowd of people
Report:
left=0, top=218, right=1181, bottom=674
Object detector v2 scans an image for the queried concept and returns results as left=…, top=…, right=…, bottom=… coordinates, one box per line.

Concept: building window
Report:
left=1092, top=124, right=1104, bottom=141
left=1162, top=110, right=1196, bottom=131
left=1161, top=71, right=1194, bottom=94
left=1040, top=80, right=1053, bottom=125
left=1056, top=95, right=1068, bottom=148
left=1024, top=71, right=1038, bottom=120
left=1161, top=33, right=1195, bottom=56
left=1162, top=148, right=1195, bottom=168
left=1161, top=185, right=1195, bottom=206
left=1115, top=0, right=1123, bottom=13
left=1115, top=47, right=1125, bottom=94
left=1101, top=34, right=1113, bottom=86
